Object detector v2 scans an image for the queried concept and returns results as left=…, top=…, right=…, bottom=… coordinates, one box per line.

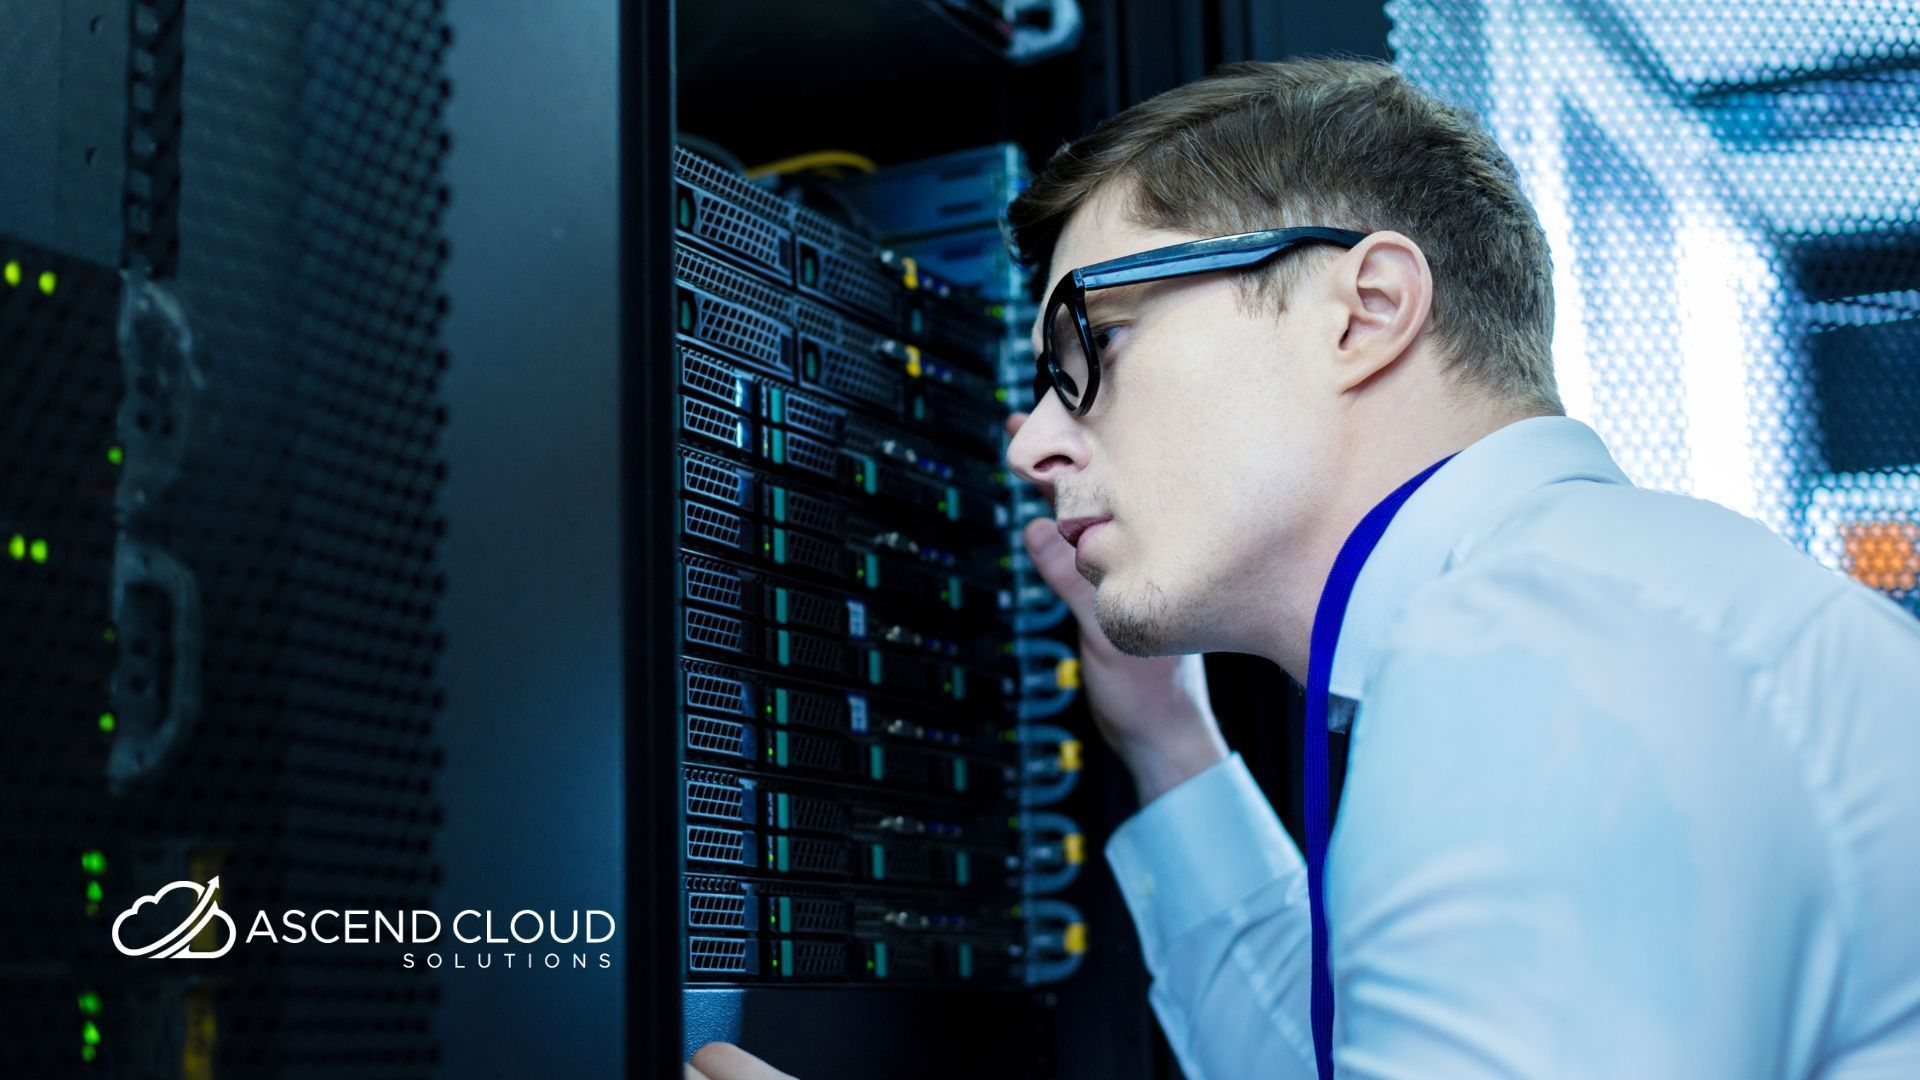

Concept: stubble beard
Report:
left=1092, top=573, right=1190, bottom=657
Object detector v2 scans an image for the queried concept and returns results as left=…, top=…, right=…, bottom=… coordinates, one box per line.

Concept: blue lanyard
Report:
left=1304, top=454, right=1455, bottom=1079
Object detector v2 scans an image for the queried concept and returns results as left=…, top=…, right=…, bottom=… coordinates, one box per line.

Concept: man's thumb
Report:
left=1022, top=517, right=1097, bottom=623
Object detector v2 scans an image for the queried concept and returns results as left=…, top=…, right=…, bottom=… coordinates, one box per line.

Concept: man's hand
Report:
left=1008, top=411, right=1227, bottom=805
left=686, top=1042, right=798, bottom=1079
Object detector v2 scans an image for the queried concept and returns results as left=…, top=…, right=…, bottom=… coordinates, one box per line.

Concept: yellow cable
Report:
left=744, top=150, right=877, bottom=180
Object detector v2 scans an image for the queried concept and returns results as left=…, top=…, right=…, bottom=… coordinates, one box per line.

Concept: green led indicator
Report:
left=39, top=270, right=57, bottom=295
left=80, top=851, right=106, bottom=875
left=76, top=992, right=101, bottom=1016
left=993, top=387, right=1008, bottom=402
left=106, top=445, right=124, bottom=466
left=2, top=260, right=19, bottom=286
left=29, top=538, right=48, bottom=564
left=97, top=712, right=115, bottom=733
left=103, top=627, right=115, bottom=643
left=7, top=534, right=23, bottom=560
left=83, top=1020, right=100, bottom=1046
left=83, top=1045, right=97, bottom=1063
left=86, top=881, right=102, bottom=902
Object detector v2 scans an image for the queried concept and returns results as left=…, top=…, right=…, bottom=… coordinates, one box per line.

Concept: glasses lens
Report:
left=1047, top=300, right=1090, bottom=410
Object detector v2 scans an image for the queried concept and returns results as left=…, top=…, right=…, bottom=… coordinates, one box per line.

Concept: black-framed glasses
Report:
left=1033, top=226, right=1369, bottom=416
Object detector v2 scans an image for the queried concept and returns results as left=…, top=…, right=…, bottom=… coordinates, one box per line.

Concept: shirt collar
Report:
left=1325, top=415, right=1632, bottom=731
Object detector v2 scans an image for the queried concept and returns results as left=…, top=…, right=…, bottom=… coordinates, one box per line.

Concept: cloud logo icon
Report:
left=111, top=876, right=236, bottom=959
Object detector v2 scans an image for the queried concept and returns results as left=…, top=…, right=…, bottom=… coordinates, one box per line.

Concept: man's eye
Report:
left=1090, top=324, right=1125, bottom=354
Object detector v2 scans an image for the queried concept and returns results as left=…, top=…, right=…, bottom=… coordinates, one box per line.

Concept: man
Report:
left=693, top=58, right=1920, bottom=1079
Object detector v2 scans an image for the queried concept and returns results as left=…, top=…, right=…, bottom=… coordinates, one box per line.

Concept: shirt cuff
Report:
left=1104, top=752, right=1305, bottom=971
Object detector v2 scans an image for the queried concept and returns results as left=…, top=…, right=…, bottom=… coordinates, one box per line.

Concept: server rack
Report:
left=1, top=1, right=1384, bottom=1076
left=631, top=3, right=1391, bottom=1078
left=2, top=0, right=451, bottom=1074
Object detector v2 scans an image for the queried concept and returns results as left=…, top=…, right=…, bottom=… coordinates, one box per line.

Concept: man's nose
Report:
left=1005, top=391, right=1085, bottom=491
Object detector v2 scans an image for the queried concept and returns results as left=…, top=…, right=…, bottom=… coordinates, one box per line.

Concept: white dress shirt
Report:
left=1106, top=416, right=1920, bottom=1079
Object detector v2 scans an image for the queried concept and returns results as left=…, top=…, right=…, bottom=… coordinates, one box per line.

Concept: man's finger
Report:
left=1022, top=516, right=1097, bottom=626
left=685, top=1065, right=712, bottom=1080
left=688, top=1042, right=800, bottom=1080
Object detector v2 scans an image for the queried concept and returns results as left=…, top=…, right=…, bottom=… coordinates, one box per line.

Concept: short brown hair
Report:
left=1009, top=58, right=1561, bottom=413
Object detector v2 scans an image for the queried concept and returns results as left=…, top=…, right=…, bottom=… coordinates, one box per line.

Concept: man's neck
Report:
left=1259, top=397, right=1552, bottom=684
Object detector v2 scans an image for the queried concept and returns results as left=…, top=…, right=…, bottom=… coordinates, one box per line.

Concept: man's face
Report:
left=1007, top=185, right=1341, bottom=656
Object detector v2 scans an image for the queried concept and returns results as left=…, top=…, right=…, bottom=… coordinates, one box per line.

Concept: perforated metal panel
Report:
left=1, top=0, right=452, bottom=1073
left=1390, top=0, right=1920, bottom=614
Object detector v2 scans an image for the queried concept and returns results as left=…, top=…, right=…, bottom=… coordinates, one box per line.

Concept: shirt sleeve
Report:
left=1105, top=753, right=1319, bottom=1080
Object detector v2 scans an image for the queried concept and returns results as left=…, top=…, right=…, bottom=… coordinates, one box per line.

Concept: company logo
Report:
left=111, top=876, right=237, bottom=959
left=106, top=874, right=616, bottom=971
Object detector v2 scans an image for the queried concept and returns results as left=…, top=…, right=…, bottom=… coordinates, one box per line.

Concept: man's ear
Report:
left=1329, top=231, right=1433, bottom=393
